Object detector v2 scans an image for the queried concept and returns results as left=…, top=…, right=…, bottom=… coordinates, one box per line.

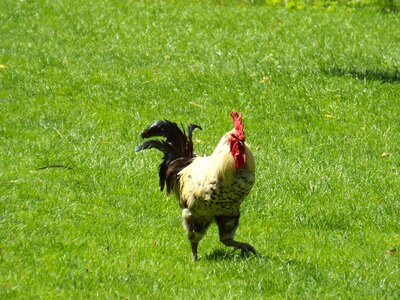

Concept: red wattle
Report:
left=230, top=140, right=246, bottom=169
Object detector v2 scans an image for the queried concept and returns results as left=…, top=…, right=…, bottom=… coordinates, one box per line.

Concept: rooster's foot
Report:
left=232, top=242, right=259, bottom=257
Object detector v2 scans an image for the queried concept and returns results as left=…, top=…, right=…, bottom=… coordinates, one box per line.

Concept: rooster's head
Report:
left=228, top=111, right=246, bottom=169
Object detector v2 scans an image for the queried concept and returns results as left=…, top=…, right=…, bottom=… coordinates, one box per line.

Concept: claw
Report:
left=232, top=243, right=259, bottom=257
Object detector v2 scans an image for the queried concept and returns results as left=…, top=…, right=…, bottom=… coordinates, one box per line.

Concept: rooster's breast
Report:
left=179, top=156, right=255, bottom=216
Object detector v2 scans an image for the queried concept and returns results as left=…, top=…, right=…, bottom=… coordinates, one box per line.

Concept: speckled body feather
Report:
left=178, top=132, right=255, bottom=216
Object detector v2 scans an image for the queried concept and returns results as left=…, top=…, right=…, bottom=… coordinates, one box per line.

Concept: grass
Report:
left=1, top=0, right=399, bottom=298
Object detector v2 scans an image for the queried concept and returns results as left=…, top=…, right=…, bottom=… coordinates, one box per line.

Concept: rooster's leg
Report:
left=215, top=213, right=258, bottom=257
left=182, top=208, right=211, bottom=260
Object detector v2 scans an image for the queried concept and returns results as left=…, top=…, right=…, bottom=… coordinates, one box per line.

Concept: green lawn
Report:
left=1, top=0, right=399, bottom=298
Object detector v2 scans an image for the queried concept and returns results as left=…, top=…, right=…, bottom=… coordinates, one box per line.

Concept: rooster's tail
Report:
left=136, top=120, right=202, bottom=194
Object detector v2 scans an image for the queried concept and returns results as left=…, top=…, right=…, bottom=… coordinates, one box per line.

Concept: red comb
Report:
left=230, top=111, right=245, bottom=141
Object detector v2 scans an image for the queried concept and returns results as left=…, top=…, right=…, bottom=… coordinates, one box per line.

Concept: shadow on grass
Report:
left=323, top=66, right=400, bottom=84
left=203, top=249, right=306, bottom=266
left=376, top=0, right=399, bottom=13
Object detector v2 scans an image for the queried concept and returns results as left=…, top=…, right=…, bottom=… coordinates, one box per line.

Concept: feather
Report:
left=136, top=119, right=202, bottom=193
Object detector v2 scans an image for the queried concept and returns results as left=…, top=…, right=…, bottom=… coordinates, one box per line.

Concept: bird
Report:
left=136, top=111, right=257, bottom=260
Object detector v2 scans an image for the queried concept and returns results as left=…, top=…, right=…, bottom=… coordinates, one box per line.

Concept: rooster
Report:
left=136, top=111, right=257, bottom=260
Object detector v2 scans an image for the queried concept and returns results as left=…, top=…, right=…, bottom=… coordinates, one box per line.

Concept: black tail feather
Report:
left=136, top=120, right=202, bottom=193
